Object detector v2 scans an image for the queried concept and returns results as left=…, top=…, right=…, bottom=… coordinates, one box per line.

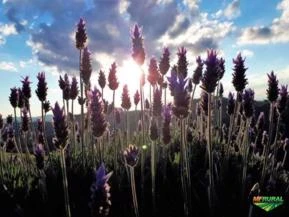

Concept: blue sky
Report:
left=1, top=0, right=289, bottom=117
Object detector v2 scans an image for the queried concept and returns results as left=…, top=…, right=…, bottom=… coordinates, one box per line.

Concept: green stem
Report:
left=207, top=93, right=214, bottom=214
left=151, top=140, right=156, bottom=215
left=60, top=149, right=71, bottom=217
left=130, top=167, right=139, bottom=217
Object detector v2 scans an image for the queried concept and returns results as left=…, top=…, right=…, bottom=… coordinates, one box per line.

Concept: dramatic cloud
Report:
left=224, top=0, right=241, bottom=19
left=1, top=0, right=235, bottom=75
left=238, top=0, right=289, bottom=44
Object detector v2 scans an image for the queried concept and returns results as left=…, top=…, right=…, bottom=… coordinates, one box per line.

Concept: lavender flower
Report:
left=153, top=88, right=162, bottom=117
left=6, top=115, right=13, bottom=125
left=98, top=70, right=106, bottom=90
left=131, top=24, right=145, bottom=66
left=21, top=76, right=32, bottom=100
left=171, top=76, right=190, bottom=119
left=108, top=62, right=119, bottom=91
left=267, top=71, right=279, bottom=102
left=232, top=53, right=248, bottom=92
left=89, top=88, right=107, bottom=138
left=219, top=83, right=224, bottom=97
left=167, top=67, right=178, bottom=96
left=52, top=102, right=68, bottom=149
left=277, top=85, right=288, bottom=114
left=218, top=57, right=225, bottom=80
left=75, top=18, right=87, bottom=50
left=17, top=88, right=24, bottom=109
left=59, top=74, right=70, bottom=100
left=192, top=56, right=203, bottom=85
left=121, top=85, right=131, bottom=110
left=134, top=90, right=140, bottom=108
left=21, top=108, right=29, bottom=132
left=35, top=144, right=45, bottom=170
left=81, top=47, right=92, bottom=87
left=177, top=47, right=188, bottom=78
left=123, top=144, right=140, bottom=167
left=162, top=106, right=172, bottom=145
left=200, top=50, right=219, bottom=93
left=159, top=47, right=170, bottom=76
left=37, top=119, right=43, bottom=133
left=150, top=118, right=158, bottom=141
left=70, top=76, right=79, bottom=100
left=242, top=89, right=255, bottom=118
left=9, top=87, right=18, bottom=108
left=36, top=72, right=48, bottom=102
left=90, top=163, right=113, bottom=217
left=43, top=100, right=51, bottom=113
left=148, top=57, right=160, bottom=86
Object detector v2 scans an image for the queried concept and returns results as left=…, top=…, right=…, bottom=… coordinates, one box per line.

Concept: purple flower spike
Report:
left=121, top=85, right=131, bottom=110
left=43, top=100, right=51, bottom=113
left=17, top=88, right=24, bottom=109
left=134, top=90, right=140, bottom=108
left=59, top=74, right=70, bottom=100
left=150, top=118, right=159, bottom=141
left=98, top=70, right=106, bottom=89
left=277, top=85, right=288, bottom=114
left=267, top=71, right=279, bottom=102
left=219, top=83, right=224, bottom=97
left=36, top=72, right=48, bottom=102
left=153, top=88, right=162, bottom=117
left=9, top=87, right=18, bottom=108
left=167, top=67, right=178, bottom=96
left=232, top=53, right=248, bottom=92
left=242, top=88, right=255, bottom=118
left=108, top=62, right=119, bottom=91
left=70, top=76, right=79, bottom=100
left=75, top=18, right=87, bottom=50
left=148, top=57, right=160, bottom=86
left=90, top=163, right=113, bottom=217
left=200, top=49, right=220, bottom=93
left=21, top=108, right=29, bottom=133
left=177, top=47, right=188, bottom=78
left=172, top=76, right=190, bottom=119
left=131, top=24, right=145, bottom=66
left=21, top=76, right=32, bottom=99
left=89, top=87, right=107, bottom=138
left=35, top=144, right=45, bottom=170
left=52, top=102, right=68, bottom=149
left=218, top=57, right=225, bottom=80
left=81, top=47, right=92, bottom=87
left=227, top=92, right=235, bottom=115
left=124, top=144, right=140, bottom=167
left=192, top=56, right=203, bottom=85
left=159, top=47, right=170, bottom=76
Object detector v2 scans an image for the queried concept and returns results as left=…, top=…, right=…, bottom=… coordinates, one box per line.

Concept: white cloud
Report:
left=0, top=61, right=18, bottom=72
left=0, top=23, right=17, bottom=36
left=224, top=0, right=241, bottom=19
left=238, top=0, right=289, bottom=44
left=238, top=49, right=254, bottom=58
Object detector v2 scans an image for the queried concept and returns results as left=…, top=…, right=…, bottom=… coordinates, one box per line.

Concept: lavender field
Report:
left=1, top=2, right=289, bottom=217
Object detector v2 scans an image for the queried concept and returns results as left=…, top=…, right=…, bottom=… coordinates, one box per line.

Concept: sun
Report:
left=118, top=59, right=144, bottom=94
